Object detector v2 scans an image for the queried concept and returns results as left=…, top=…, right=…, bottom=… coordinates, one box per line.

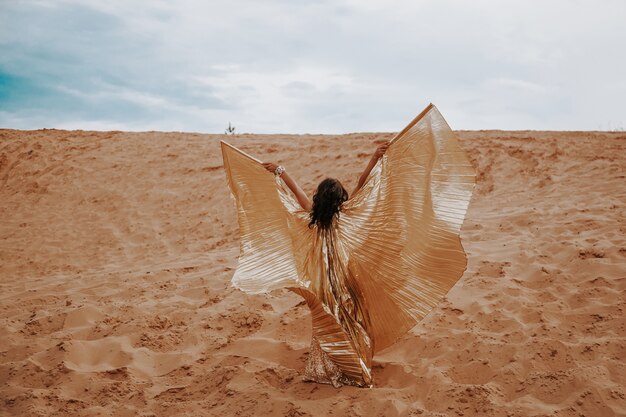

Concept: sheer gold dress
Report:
left=221, top=104, right=475, bottom=388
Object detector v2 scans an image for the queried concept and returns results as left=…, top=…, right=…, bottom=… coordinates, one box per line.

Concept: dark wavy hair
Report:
left=308, top=178, right=349, bottom=230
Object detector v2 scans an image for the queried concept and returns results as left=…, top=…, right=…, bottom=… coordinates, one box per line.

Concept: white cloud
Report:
left=1, top=0, right=625, bottom=132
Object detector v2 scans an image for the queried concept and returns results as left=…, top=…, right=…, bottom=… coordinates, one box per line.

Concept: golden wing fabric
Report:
left=220, top=141, right=314, bottom=294
left=339, top=103, right=476, bottom=354
left=221, top=103, right=475, bottom=387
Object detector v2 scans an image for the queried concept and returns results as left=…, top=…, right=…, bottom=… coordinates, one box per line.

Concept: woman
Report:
left=220, top=103, right=475, bottom=388
left=260, top=141, right=389, bottom=387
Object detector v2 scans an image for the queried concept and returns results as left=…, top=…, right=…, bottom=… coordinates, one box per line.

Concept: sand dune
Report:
left=0, top=128, right=625, bottom=416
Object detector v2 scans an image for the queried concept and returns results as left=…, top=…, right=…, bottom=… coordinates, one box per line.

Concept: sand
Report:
left=0, top=128, right=624, bottom=417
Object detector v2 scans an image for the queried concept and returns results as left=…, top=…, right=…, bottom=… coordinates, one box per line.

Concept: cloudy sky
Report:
left=1, top=0, right=625, bottom=133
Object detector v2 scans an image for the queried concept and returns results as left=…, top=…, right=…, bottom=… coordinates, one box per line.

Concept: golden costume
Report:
left=220, top=103, right=475, bottom=388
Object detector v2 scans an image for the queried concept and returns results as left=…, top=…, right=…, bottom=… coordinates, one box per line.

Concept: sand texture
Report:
left=0, top=128, right=625, bottom=417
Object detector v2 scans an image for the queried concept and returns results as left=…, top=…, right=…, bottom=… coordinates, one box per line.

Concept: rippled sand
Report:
left=1, top=128, right=624, bottom=416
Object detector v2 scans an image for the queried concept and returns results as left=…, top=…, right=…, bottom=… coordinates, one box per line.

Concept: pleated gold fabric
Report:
left=220, top=103, right=475, bottom=388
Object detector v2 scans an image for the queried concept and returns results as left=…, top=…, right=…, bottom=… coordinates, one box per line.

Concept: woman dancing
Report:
left=220, top=103, right=475, bottom=388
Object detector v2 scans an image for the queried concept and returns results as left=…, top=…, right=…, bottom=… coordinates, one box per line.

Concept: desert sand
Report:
left=0, top=128, right=624, bottom=417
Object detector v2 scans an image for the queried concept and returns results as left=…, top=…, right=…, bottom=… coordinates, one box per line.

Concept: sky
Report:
left=1, top=0, right=625, bottom=133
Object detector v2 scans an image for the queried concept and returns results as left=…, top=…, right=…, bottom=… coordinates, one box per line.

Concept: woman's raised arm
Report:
left=351, top=141, right=390, bottom=196
left=262, top=163, right=312, bottom=211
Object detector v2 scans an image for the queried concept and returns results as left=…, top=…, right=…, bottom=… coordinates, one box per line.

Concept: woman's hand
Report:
left=262, top=162, right=311, bottom=210
left=352, top=140, right=391, bottom=196
left=374, top=141, right=390, bottom=159
left=262, top=162, right=279, bottom=174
